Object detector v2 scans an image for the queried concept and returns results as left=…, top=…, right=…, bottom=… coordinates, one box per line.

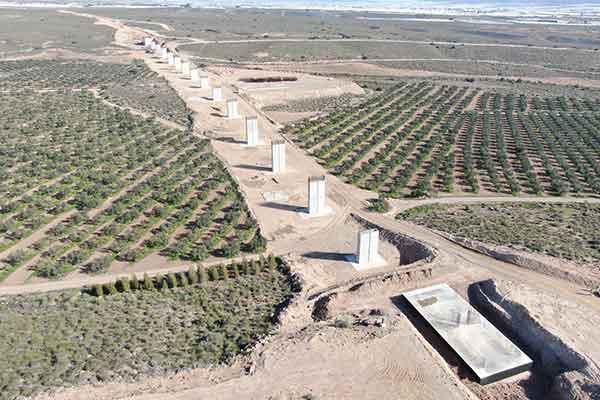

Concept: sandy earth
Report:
left=1, top=10, right=599, bottom=400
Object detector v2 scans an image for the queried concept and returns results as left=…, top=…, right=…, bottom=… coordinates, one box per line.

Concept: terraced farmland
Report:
left=285, top=82, right=600, bottom=197
left=0, top=90, right=263, bottom=282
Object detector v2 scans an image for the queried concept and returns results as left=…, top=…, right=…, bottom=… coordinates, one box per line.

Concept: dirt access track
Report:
left=15, top=11, right=600, bottom=400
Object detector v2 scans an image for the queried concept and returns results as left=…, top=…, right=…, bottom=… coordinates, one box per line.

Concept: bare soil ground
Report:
left=205, top=64, right=364, bottom=122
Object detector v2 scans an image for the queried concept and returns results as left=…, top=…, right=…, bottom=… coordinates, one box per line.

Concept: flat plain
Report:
left=1, top=7, right=600, bottom=400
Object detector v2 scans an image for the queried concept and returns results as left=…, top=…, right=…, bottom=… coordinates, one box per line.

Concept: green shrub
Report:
left=207, top=266, right=219, bottom=281
left=160, top=277, right=169, bottom=290
left=93, top=284, right=104, bottom=297
left=143, top=273, right=154, bottom=290
left=130, top=274, right=140, bottom=290
left=188, top=265, right=199, bottom=284
left=117, top=277, right=130, bottom=292
left=84, top=255, right=113, bottom=274
left=368, top=195, right=390, bottom=213
left=178, top=271, right=189, bottom=287
left=198, top=267, right=207, bottom=283
left=167, top=272, right=178, bottom=288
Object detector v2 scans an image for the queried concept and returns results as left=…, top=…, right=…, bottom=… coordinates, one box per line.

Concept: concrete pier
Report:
left=271, top=140, right=286, bottom=173
left=161, top=47, right=168, bottom=60
left=190, top=69, right=201, bottom=87
left=181, top=62, right=191, bottom=78
left=168, top=53, right=175, bottom=66
left=245, top=116, right=259, bottom=145
left=308, top=176, right=327, bottom=216
left=212, top=87, right=223, bottom=102
left=199, top=76, right=210, bottom=89
left=356, top=229, right=383, bottom=268
left=226, top=99, right=239, bottom=118
left=174, top=57, right=182, bottom=73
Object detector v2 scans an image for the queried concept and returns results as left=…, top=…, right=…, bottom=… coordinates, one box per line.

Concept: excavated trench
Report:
left=311, top=214, right=439, bottom=320
left=469, top=280, right=600, bottom=400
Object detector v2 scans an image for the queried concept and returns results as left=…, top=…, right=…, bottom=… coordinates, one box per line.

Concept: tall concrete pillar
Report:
left=161, top=47, right=168, bottom=60
left=174, top=57, right=182, bottom=73
left=168, top=53, right=175, bottom=66
left=212, top=87, right=223, bottom=102
left=181, top=61, right=191, bottom=78
left=272, top=140, right=286, bottom=173
left=245, top=116, right=259, bottom=146
left=199, top=76, right=210, bottom=89
left=190, top=68, right=201, bottom=86
left=357, top=229, right=380, bottom=267
left=226, top=99, right=239, bottom=118
left=308, top=176, right=326, bottom=216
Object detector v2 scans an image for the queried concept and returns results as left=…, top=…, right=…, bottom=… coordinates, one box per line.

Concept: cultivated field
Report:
left=0, top=59, right=190, bottom=125
left=0, top=89, right=263, bottom=283
left=0, top=257, right=294, bottom=400
left=262, top=93, right=362, bottom=114
left=0, top=59, right=153, bottom=89
left=397, top=202, right=600, bottom=263
left=285, top=81, right=600, bottom=197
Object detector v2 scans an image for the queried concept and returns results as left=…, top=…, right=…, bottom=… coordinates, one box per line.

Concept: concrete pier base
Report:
left=307, top=176, right=330, bottom=217
left=247, top=130, right=259, bottom=146
left=199, top=77, right=210, bottom=89
left=245, top=116, right=259, bottom=144
left=352, top=229, right=386, bottom=270
left=272, top=140, right=286, bottom=173
left=403, top=284, right=533, bottom=384
left=190, top=69, right=202, bottom=87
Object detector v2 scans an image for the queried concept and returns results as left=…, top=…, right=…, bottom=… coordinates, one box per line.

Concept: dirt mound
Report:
left=312, top=292, right=338, bottom=321
left=239, top=76, right=297, bottom=83
left=550, top=371, right=600, bottom=400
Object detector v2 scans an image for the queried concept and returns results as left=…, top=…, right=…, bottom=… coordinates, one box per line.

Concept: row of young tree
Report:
left=88, top=255, right=283, bottom=297
left=476, top=91, right=599, bottom=113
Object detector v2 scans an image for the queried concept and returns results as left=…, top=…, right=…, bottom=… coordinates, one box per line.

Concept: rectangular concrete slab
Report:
left=403, top=284, right=532, bottom=384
